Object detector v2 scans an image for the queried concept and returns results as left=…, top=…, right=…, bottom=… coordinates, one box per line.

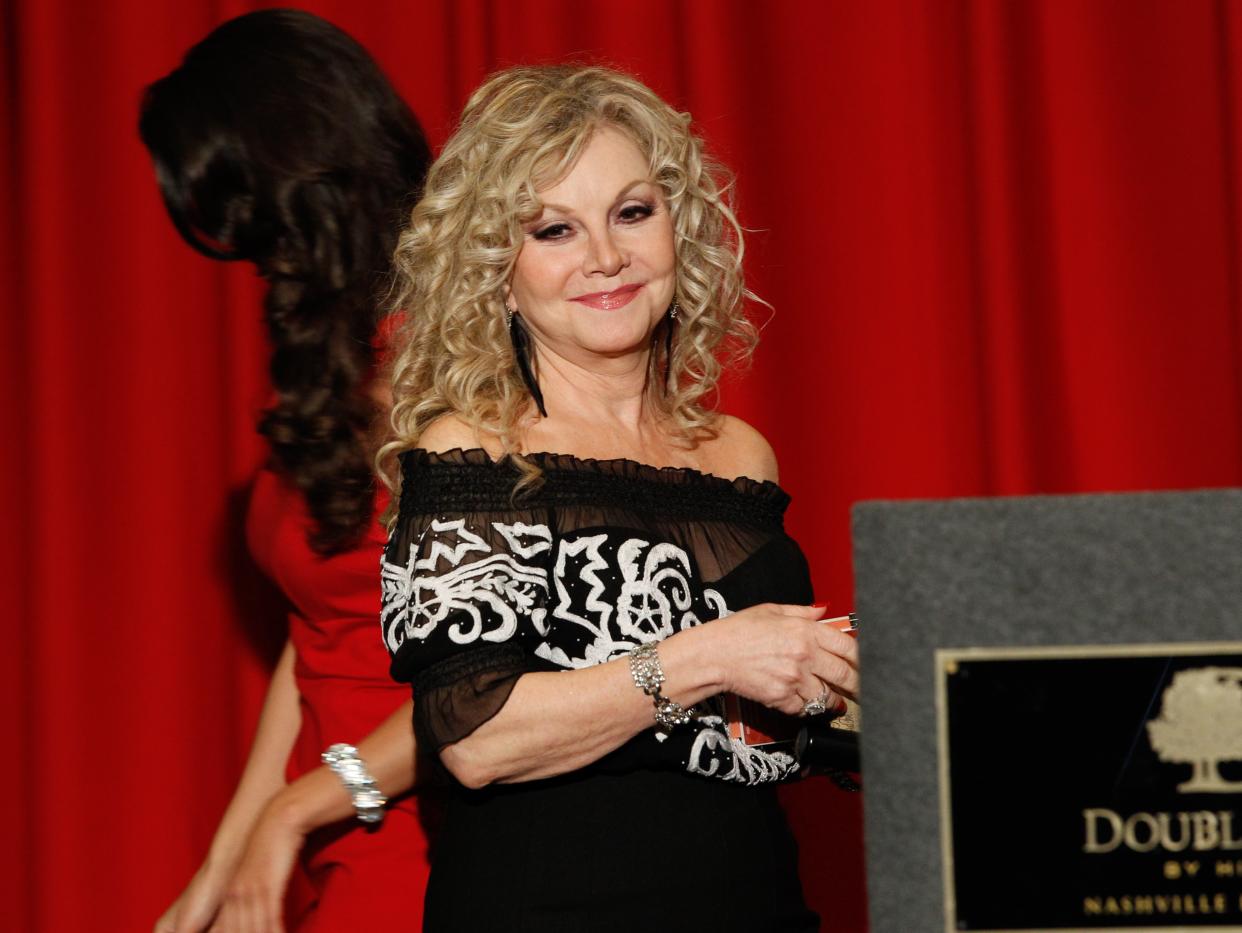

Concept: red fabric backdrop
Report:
left=4, top=1, right=1241, bottom=930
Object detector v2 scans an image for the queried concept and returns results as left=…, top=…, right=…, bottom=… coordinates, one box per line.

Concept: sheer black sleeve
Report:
left=381, top=452, right=552, bottom=750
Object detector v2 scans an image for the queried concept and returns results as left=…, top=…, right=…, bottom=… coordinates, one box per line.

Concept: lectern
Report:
left=853, top=490, right=1242, bottom=932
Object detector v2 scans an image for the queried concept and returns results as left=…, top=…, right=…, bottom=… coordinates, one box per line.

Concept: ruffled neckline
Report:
left=406, top=446, right=789, bottom=503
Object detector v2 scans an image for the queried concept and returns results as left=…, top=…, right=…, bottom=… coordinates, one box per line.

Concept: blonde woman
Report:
left=380, top=65, right=858, bottom=931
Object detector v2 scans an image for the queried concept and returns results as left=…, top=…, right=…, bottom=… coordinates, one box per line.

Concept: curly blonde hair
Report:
left=379, top=64, right=759, bottom=498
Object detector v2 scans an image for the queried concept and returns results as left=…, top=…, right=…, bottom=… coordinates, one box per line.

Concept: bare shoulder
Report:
left=703, top=414, right=779, bottom=484
left=417, top=413, right=501, bottom=458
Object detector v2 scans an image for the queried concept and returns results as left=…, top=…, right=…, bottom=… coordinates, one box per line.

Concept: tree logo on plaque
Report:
left=1146, top=666, right=1242, bottom=793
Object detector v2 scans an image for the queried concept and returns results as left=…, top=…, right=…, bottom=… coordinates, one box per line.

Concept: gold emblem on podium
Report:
left=1147, top=667, right=1242, bottom=794
left=936, top=643, right=1242, bottom=932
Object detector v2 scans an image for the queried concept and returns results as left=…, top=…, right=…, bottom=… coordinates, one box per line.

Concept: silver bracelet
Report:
left=628, top=643, right=693, bottom=734
left=321, top=743, right=387, bottom=825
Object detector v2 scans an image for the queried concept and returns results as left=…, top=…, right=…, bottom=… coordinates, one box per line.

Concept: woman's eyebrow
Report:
left=612, top=179, right=653, bottom=201
left=537, top=180, right=654, bottom=216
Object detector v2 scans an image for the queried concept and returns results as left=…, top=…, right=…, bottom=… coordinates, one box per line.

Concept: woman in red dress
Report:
left=139, top=11, right=433, bottom=931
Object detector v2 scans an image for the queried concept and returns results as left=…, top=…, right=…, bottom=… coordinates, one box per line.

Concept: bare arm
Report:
left=202, top=638, right=301, bottom=873
left=259, top=696, right=417, bottom=831
left=442, top=605, right=858, bottom=789
left=442, top=620, right=724, bottom=788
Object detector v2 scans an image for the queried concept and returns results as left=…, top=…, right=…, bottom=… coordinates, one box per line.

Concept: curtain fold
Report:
left=4, top=1, right=1240, bottom=930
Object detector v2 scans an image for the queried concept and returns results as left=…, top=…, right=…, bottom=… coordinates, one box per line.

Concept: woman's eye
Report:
left=618, top=203, right=655, bottom=223
left=533, top=223, right=572, bottom=241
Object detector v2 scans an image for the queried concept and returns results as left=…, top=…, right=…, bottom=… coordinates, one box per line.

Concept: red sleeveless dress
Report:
left=247, top=466, right=431, bottom=931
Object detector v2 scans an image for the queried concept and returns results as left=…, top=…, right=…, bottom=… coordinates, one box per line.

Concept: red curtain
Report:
left=4, top=1, right=1241, bottom=930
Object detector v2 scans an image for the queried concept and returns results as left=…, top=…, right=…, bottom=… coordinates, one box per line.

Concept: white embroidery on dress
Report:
left=381, top=519, right=551, bottom=652
left=494, top=521, right=553, bottom=559
left=703, top=588, right=729, bottom=620
left=535, top=536, right=719, bottom=669
left=616, top=540, right=693, bottom=643
left=685, top=706, right=798, bottom=785
left=415, top=518, right=489, bottom=571
left=380, top=546, right=417, bottom=653
left=548, top=534, right=612, bottom=652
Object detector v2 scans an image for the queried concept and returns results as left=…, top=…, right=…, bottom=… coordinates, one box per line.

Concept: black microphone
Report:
left=796, top=721, right=861, bottom=775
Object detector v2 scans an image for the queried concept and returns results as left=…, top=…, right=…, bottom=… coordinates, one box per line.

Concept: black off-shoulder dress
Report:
left=382, top=449, right=820, bottom=933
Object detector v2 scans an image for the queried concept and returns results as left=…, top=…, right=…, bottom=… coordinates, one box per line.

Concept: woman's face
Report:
left=507, top=126, right=676, bottom=369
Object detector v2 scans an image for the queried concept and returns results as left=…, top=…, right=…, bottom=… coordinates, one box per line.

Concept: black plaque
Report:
left=938, top=643, right=1242, bottom=932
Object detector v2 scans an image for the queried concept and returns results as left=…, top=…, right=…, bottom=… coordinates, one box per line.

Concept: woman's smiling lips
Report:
left=569, top=282, right=643, bottom=310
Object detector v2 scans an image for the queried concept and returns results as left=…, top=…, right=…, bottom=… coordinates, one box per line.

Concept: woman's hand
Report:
left=153, top=863, right=230, bottom=933
left=153, top=641, right=299, bottom=933
left=707, top=603, right=860, bottom=716
left=197, top=699, right=417, bottom=929
left=208, top=795, right=306, bottom=933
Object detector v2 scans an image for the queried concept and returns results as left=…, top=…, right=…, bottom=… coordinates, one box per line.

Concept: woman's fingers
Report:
left=775, top=692, right=810, bottom=716
left=810, top=652, right=859, bottom=700
left=264, top=892, right=284, bottom=933
left=810, top=628, right=860, bottom=698
left=211, top=893, right=257, bottom=933
left=796, top=673, right=827, bottom=706
left=785, top=680, right=842, bottom=717
left=247, top=893, right=268, bottom=933
left=813, top=624, right=859, bottom=667
left=243, top=895, right=263, bottom=933
left=773, top=603, right=826, bottom=619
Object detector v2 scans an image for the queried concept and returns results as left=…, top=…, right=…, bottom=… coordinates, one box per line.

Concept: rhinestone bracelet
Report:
left=628, top=643, right=693, bottom=735
left=321, top=743, right=387, bottom=825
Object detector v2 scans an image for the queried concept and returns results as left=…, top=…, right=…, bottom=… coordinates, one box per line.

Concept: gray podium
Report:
left=853, top=490, right=1242, bottom=933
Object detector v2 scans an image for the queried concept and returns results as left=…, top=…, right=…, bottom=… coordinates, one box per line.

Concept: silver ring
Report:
left=800, top=692, right=831, bottom=717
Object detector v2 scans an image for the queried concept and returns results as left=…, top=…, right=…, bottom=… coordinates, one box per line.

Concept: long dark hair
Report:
left=139, top=9, right=431, bottom=554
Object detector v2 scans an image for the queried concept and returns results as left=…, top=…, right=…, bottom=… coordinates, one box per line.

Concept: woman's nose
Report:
left=583, top=230, right=626, bottom=277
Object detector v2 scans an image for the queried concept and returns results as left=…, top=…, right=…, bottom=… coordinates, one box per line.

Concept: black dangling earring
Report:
left=663, top=299, right=679, bottom=392
left=507, top=307, right=548, bottom=417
